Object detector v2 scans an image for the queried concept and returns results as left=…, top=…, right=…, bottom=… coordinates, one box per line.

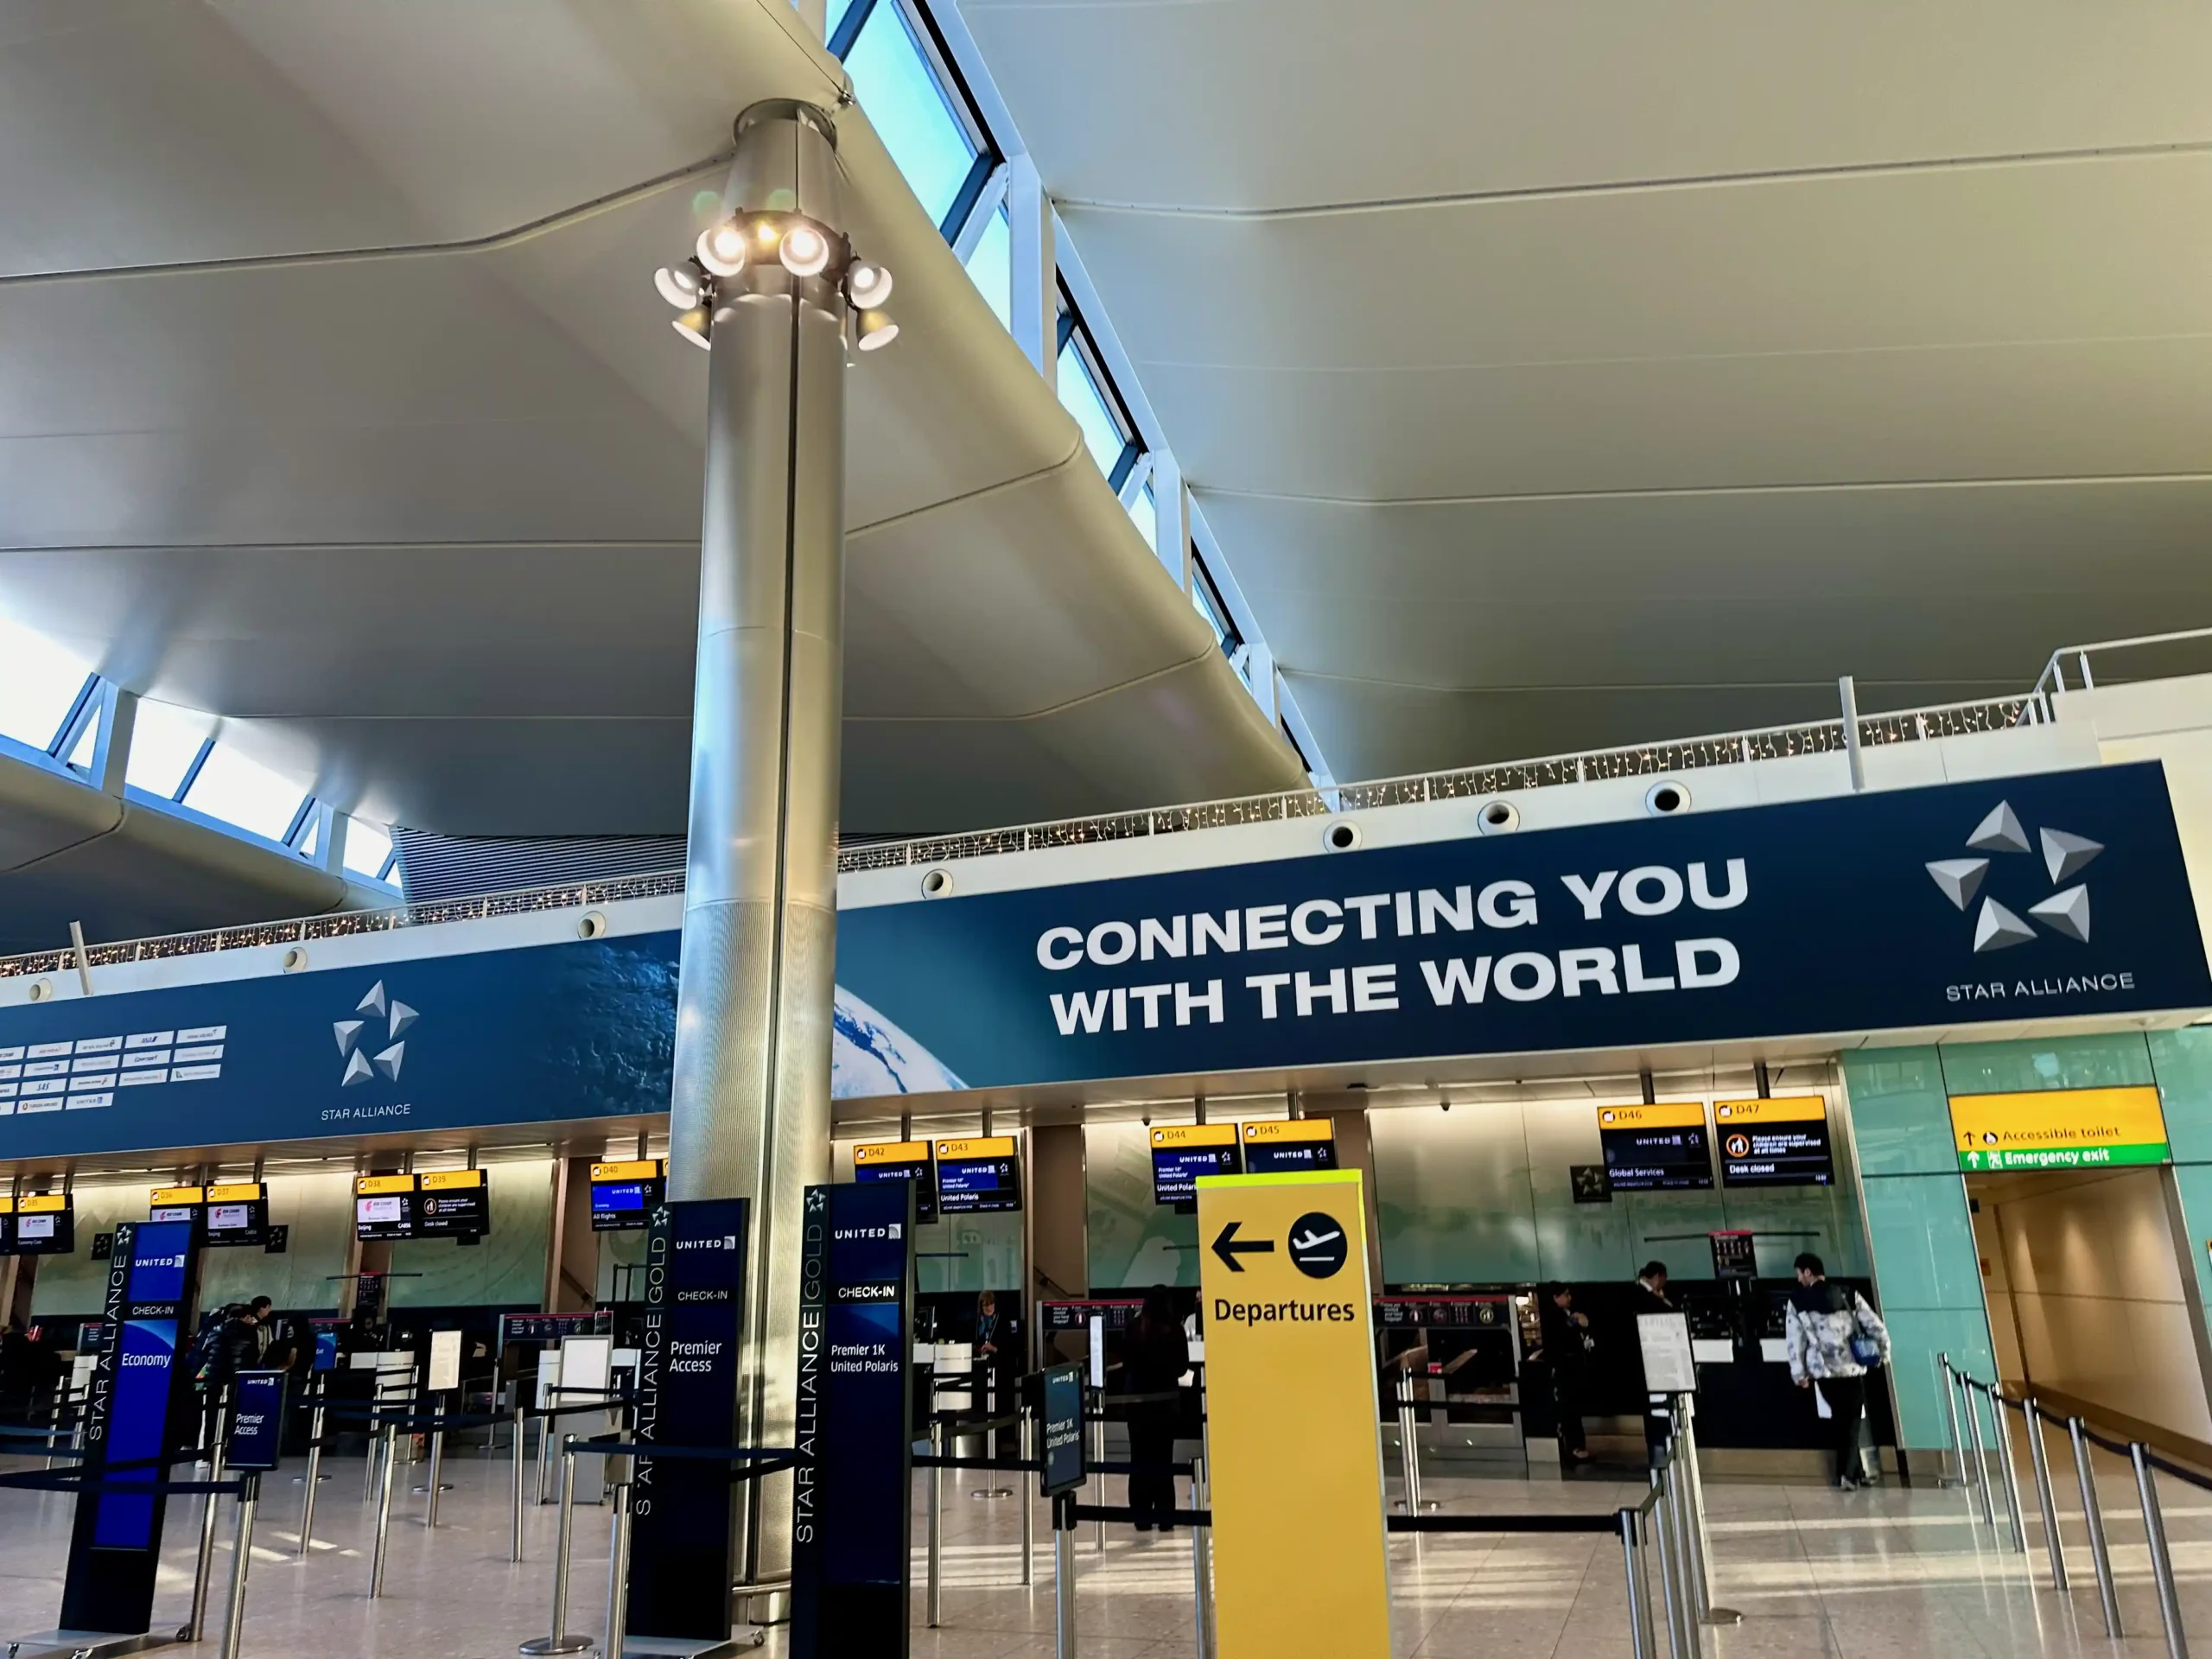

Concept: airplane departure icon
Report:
left=1291, top=1227, right=1342, bottom=1254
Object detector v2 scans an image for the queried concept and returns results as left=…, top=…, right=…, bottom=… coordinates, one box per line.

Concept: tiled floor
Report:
left=0, top=1424, right=2204, bottom=1656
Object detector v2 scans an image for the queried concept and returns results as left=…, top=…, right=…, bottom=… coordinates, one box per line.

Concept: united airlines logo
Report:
left=1927, top=801, right=2101, bottom=954
left=333, top=980, right=417, bottom=1086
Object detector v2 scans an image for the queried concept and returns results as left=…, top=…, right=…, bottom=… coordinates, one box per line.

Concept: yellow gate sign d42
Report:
left=1948, top=1086, right=2171, bottom=1172
left=1196, top=1168, right=1389, bottom=1659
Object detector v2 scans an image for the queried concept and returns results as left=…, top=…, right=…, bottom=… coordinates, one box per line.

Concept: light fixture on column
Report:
left=671, top=304, right=712, bottom=349
left=779, top=223, right=830, bottom=277
left=845, top=262, right=893, bottom=308
left=855, top=309, right=899, bottom=352
left=654, top=207, right=897, bottom=355
left=696, top=222, right=749, bottom=277
left=654, top=264, right=702, bottom=308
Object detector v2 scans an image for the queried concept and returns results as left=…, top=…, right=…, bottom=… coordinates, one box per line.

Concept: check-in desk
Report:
left=1376, top=1292, right=1531, bottom=1476
left=1677, top=1281, right=1897, bottom=1470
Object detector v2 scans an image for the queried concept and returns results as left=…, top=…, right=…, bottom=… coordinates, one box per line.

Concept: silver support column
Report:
left=665, top=98, right=852, bottom=1610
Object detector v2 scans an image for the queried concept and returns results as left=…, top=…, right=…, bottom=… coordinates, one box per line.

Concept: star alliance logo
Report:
left=334, top=980, right=416, bottom=1086
left=1927, top=801, right=2101, bottom=954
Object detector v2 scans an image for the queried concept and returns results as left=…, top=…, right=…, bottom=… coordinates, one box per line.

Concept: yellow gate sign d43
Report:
left=1948, top=1085, right=2171, bottom=1172
left=1196, top=1168, right=1389, bottom=1659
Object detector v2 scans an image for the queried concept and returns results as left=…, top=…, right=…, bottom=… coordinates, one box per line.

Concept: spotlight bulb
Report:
left=696, top=222, right=747, bottom=277
left=780, top=223, right=830, bottom=277
left=653, top=265, right=700, bottom=309
left=671, top=305, right=712, bottom=349
left=855, top=309, right=899, bottom=352
left=846, top=261, right=893, bottom=308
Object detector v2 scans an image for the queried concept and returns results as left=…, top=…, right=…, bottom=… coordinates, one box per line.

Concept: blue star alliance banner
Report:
left=0, top=765, right=2203, bottom=1143
left=832, top=762, right=2212, bottom=1085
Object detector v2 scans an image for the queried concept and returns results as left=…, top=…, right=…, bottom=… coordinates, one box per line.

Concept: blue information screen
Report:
left=1039, top=1363, right=1085, bottom=1497
left=1151, top=1145, right=1239, bottom=1206
left=853, top=1159, right=937, bottom=1224
left=226, top=1372, right=286, bottom=1471
left=934, top=1156, right=1020, bottom=1214
left=1243, top=1139, right=1338, bottom=1175
left=589, top=1179, right=661, bottom=1231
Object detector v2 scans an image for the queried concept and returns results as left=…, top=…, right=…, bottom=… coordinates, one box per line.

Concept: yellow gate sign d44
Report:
left=1196, top=1168, right=1389, bottom=1659
left=1948, top=1085, right=2171, bottom=1172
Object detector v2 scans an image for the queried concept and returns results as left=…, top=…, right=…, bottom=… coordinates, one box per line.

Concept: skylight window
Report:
left=182, top=741, right=307, bottom=844
left=965, top=207, right=1011, bottom=331
left=0, top=615, right=92, bottom=752
left=126, top=700, right=215, bottom=798
left=842, top=3, right=981, bottom=232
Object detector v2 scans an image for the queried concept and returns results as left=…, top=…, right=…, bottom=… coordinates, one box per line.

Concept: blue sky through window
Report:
left=843, top=4, right=977, bottom=231
left=966, top=207, right=1010, bottom=330
left=1058, top=340, right=1124, bottom=475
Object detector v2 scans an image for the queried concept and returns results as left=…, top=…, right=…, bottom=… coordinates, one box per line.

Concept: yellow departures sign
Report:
left=1196, top=1167, right=1390, bottom=1657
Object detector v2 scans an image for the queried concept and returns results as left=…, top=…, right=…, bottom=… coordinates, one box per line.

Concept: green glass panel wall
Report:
left=199, top=1172, right=353, bottom=1312
left=2152, top=1027, right=2212, bottom=1332
left=1085, top=1123, right=1198, bottom=1289
left=1369, top=1096, right=1866, bottom=1287
left=916, top=1211, right=1024, bottom=1294
left=29, top=1182, right=162, bottom=1319
left=390, top=1160, right=553, bottom=1307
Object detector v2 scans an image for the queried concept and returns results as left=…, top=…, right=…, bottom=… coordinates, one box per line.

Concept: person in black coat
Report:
left=1540, top=1284, right=1594, bottom=1471
left=1122, top=1287, right=1190, bottom=1531
left=1628, top=1261, right=1676, bottom=1464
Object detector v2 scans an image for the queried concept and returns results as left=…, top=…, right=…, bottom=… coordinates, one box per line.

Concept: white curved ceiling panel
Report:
left=960, top=1, right=2212, bottom=211
left=961, top=0, right=2212, bottom=782
left=0, top=0, right=1302, bottom=857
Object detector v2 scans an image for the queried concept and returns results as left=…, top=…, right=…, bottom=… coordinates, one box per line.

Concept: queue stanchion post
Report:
left=1983, top=1385, right=2027, bottom=1553
left=189, top=1390, right=231, bottom=1642
left=520, top=1435, right=592, bottom=1656
left=370, top=1420, right=398, bottom=1599
left=2132, top=1442, right=2189, bottom=1659
left=1963, top=1380, right=1996, bottom=1528
left=1648, top=1457, right=1692, bottom=1659
left=1940, top=1353, right=1971, bottom=1493
left=602, top=1459, right=633, bottom=1659
left=1675, top=1395, right=1739, bottom=1626
left=511, top=1403, right=527, bottom=1563
left=2068, top=1417, right=2122, bottom=1637
left=1020, top=1408, right=1035, bottom=1586
left=2024, top=1398, right=2069, bottom=1589
left=297, top=1389, right=327, bottom=1560
left=1619, top=1507, right=1652, bottom=1659
left=927, top=1416, right=944, bottom=1630
left=424, top=1395, right=448, bottom=1529
left=1054, top=1490, right=1079, bottom=1659
left=1190, top=1452, right=1214, bottom=1659
left=218, top=1472, right=258, bottom=1659
left=1395, top=1371, right=1422, bottom=1512
left=1089, top=1398, right=1105, bottom=1553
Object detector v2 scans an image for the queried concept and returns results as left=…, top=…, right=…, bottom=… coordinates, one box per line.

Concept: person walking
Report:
left=1122, top=1287, right=1190, bottom=1531
left=1783, top=1253, right=1891, bottom=1489
left=1540, top=1283, right=1595, bottom=1471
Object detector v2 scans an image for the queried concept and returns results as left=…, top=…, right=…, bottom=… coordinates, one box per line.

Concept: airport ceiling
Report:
left=958, top=1, right=2212, bottom=781
left=0, top=0, right=1301, bottom=841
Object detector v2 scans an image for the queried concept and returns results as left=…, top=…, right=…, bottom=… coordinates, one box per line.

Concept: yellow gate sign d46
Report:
left=1948, top=1086, right=2171, bottom=1172
left=1197, top=1168, right=1389, bottom=1659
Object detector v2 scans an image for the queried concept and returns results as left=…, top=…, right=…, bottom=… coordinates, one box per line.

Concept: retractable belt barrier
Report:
left=518, top=1434, right=797, bottom=1659
left=1945, top=1355, right=2200, bottom=1659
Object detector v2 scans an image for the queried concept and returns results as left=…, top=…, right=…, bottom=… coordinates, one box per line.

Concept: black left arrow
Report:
left=1211, top=1219, right=1275, bottom=1274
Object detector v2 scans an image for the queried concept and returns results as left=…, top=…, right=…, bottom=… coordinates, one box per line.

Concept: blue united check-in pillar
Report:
left=652, top=99, right=900, bottom=1611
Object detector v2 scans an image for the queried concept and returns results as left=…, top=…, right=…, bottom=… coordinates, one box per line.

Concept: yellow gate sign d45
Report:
left=1196, top=1168, right=1389, bottom=1659
left=1948, top=1086, right=2171, bottom=1172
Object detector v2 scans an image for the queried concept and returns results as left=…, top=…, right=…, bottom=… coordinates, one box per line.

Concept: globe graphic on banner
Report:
left=831, top=987, right=964, bottom=1098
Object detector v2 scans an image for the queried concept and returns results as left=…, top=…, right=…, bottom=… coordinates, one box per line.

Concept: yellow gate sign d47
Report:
left=1948, top=1086, right=2171, bottom=1172
left=1196, top=1168, right=1389, bottom=1659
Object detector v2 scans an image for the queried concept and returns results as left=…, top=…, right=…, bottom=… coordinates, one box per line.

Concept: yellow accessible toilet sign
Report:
left=1196, top=1167, right=1390, bottom=1657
